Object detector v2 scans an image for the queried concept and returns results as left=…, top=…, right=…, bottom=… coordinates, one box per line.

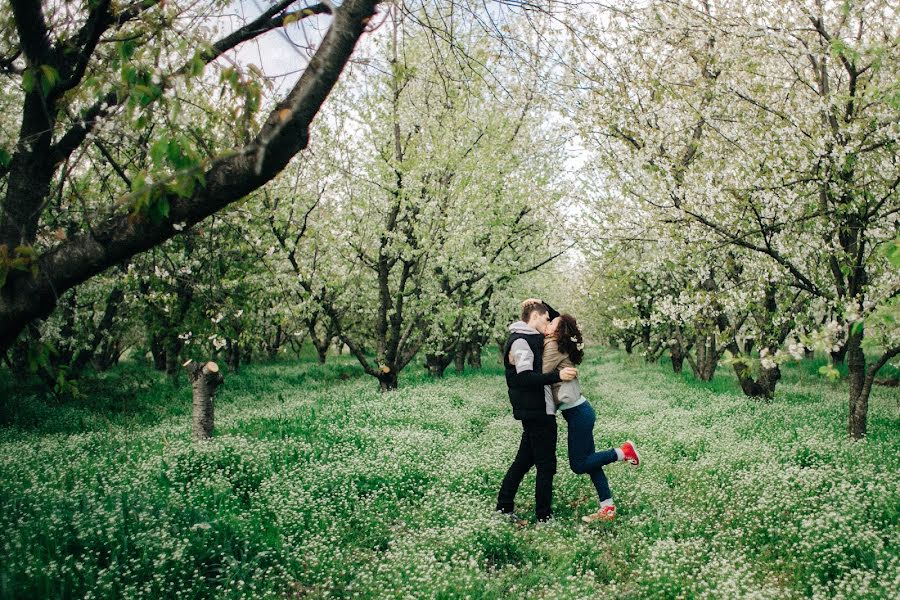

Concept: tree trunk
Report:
left=307, top=318, right=331, bottom=364
left=315, top=343, right=328, bottom=364
left=670, top=340, right=685, bottom=374
left=454, top=343, right=467, bottom=374
left=8, top=324, right=40, bottom=381
left=92, top=338, right=121, bottom=372
left=378, top=369, right=398, bottom=392
left=56, top=291, right=78, bottom=367
left=267, top=324, right=283, bottom=359
left=624, top=337, right=634, bottom=355
left=165, top=333, right=181, bottom=382
left=468, top=345, right=482, bottom=369
left=71, top=286, right=125, bottom=376
left=846, top=330, right=869, bottom=439
left=425, top=353, right=452, bottom=377
left=425, top=354, right=448, bottom=378
left=731, top=362, right=781, bottom=400
left=226, top=339, right=241, bottom=373
left=186, top=360, right=223, bottom=441
left=831, top=342, right=848, bottom=365
left=692, top=335, right=718, bottom=381
left=150, top=334, right=167, bottom=371
left=726, top=340, right=781, bottom=400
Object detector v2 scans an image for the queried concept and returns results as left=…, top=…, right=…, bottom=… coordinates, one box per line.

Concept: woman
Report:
left=542, top=314, right=642, bottom=522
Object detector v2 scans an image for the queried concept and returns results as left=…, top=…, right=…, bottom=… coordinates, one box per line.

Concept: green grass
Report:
left=0, top=350, right=897, bottom=598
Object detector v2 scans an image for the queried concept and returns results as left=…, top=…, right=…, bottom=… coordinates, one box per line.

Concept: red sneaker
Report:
left=582, top=505, right=616, bottom=523
left=621, top=440, right=641, bottom=466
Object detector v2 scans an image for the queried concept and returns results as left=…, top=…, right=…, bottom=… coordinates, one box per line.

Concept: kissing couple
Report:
left=496, top=299, right=641, bottom=524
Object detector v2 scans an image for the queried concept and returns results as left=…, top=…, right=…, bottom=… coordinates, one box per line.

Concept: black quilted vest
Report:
left=503, top=332, right=549, bottom=420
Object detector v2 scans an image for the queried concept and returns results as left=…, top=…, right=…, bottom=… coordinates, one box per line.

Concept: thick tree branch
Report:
left=0, top=0, right=382, bottom=352
left=55, top=0, right=114, bottom=96
left=867, top=345, right=900, bottom=380
left=9, top=0, right=52, bottom=65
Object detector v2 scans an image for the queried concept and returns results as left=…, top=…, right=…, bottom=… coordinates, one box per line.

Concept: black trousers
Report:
left=496, top=417, right=558, bottom=520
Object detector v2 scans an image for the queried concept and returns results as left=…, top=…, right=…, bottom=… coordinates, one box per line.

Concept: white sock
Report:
left=614, top=448, right=625, bottom=461
left=600, top=498, right=615, bottom=508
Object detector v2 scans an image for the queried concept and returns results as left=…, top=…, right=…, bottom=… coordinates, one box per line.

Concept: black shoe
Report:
left=496, top=510, right=528, bottom=526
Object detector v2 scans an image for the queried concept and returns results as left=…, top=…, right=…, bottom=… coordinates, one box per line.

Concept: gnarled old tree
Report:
left=0, top=0, right=381, bottom=353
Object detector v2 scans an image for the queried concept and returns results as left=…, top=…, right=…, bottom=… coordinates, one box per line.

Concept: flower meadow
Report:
left=1, top=352, right=898, bottom=599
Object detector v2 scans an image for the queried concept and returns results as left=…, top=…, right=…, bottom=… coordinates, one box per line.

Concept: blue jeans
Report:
left=562, top=400, right=617, bottom=502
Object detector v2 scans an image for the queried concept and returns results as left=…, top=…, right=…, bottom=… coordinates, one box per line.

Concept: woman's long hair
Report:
left=554, top=314, right=584, bottom=365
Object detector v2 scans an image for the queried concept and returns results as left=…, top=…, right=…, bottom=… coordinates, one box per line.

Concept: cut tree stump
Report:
left=185, top=360, right=224, bottom=441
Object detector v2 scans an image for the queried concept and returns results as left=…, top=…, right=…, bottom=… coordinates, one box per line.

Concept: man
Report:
left=496, top=300, right=577, bottom=523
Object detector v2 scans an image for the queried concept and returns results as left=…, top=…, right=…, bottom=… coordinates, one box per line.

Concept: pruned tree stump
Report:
left=185, top=360, right=223, bottom=441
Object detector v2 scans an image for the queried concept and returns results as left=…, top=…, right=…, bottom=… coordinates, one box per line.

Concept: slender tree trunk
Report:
left=56, top=292, right=78, bottom=367
left=468, top=345, right=482, bottom=369
left=624, top=337, right=634, bottom=355
left=670, top=340, right=685, bottom=374
left=846, top=330, right=869, bottom=439
left=165, top=333, right=181, bottom=381
left=267, top=324, right=283, bottom=359
left=186, top=360, right=223, bottom=441
left=315, top=343, right=328, bottom=364
left=307, top=318, right=330, bottom=364
left=454, top=343, right=467, bottom=374
left=226, top=339, right=241, bottom=373
left=72, top=286, right=125, bottom=375
left=150, top=333, right=167, bottom=371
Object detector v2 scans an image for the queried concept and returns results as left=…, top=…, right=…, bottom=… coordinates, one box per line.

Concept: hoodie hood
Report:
left=508, top=321, right=541, bottom=335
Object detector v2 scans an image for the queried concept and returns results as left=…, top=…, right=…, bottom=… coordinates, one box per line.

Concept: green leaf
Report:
left=149, top=138, right=168, bottom=166
left=37, top=65, right=59, bottom=97
left=189, top=54, right=206, bottom=78
left=168, top=175, right=195, bottom=199
left=0, top=147, right=11, bottom=167
left=21, top=68, right=35, bottom=93
left=850, top=319, right=864, bottom=336
left=121, top=64, right=138, bottom=85
left=119, top=39, right=137, bottom=62
left=148, top=195, right=170, bottom=225
left=39, top=65, right=59, bottom=86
